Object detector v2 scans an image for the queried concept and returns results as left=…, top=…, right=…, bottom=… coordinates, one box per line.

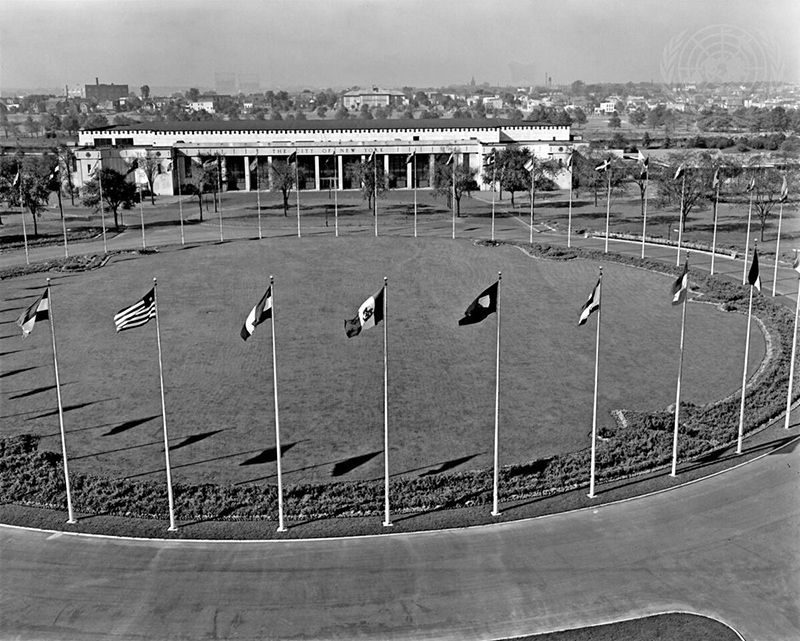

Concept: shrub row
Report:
left=1, top=243, right=795, bottom=523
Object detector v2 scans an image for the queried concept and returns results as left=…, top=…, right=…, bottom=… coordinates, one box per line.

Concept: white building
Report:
left=72, top=119, right=576, bottom=194
left=188, top=99, right=215, bottom=114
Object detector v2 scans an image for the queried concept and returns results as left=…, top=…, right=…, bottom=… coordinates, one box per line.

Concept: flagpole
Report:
left=529, top=165, right=534, bottom=245
left=177, top=162, right=185, bottom=246
left=413, top=154, right=417, bottom=238
left=256, top=163, right=263, bottom=240
left=382, top=276, right=391, bottom=527
left=743, top=178, right=755, bottom=284
left=567, top=162, right=573, bottom=249
left=138, top=183, right=147, bottom=250
left=374, top=154, right=378, bottom=238
left=269, top=275, right=286, bottom=532
left=47, top=278, right=77, bottom=524
left=451, top=155, right=456, bottom=240
left=491, top=271, right=502, bottom=516
left=19, top=172, right=30, bottom=265
left=588, top=266, right=602, bottom=498
left=295, top=156, right=301, bottom=238
left=333, top=156, right=339, bottom=238
left=671, top=258, right=689, bottom=477
left=153, top=278, right=178, bottom=531
left=676, top=172, right=686, bottom=266
left=491, top=162, right=496, bottom=242
left=785, top=268, right=800, bottom=430
left=97, top=164, right=108, bottom=254
left=737, top=242, right=756, bottom=455
left=603, top=167, right=611, bottom=253
left=710, top=180, right=720, bottom=275
left=640, top=173, right=649, bottom=259
left=217, top=160, right=224, bottom=243
left=772, top=200, right=784, bottom=297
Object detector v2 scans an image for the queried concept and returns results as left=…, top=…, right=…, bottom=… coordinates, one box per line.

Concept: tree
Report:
left=654, top=152, right=715, bottom=227
left=608, top=111, right=622, bottom=128
left=485, top=145, right=531, bottom=206
left=270, top=159, right=303, bottom=217
left=140, top=85, right=150, bottom=100
left=525, top=156, right=561, bottom=225
left=642, top=131, right=652, bottom=149
left=347, top=157, right=388, bottom=211
left=0, top=155, right=58, bottom=236
left=629, top=110, right=646, bottom=127
left=432, top=160, right=478, bottom=216
left=187, top=88, right=200, bottom=102
left=572, top=107, right=587, bottom=126
left=750, top=165, right=793, bottom=241
left=572, top=151, right=627, bottom=206
left=184, top=160, right=219, bottom=221
left=136, top=151, right=163, bottom=205
left=81, top=168, right=136, bottom=230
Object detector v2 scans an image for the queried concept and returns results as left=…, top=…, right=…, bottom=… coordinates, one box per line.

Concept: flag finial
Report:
left=270, top=274, right=274, bottom=284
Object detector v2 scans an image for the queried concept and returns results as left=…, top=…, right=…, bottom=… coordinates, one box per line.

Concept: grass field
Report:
left=1, top=236, right=765, bottom=490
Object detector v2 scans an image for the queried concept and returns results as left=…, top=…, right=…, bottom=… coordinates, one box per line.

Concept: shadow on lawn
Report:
left=7, top=383, right=69, bottom=400
left=0, top=349, right=22, bottom=358
left=25, top=398, right=115, bottom=420
left=103, top=415, right=160, bottom=436
left=0, top=366, right=42, bottom=379
left=239, top=441, right=302, bottom=465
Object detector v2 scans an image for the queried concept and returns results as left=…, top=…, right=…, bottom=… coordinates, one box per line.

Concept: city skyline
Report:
left=1, top=0, right=799, bottom=94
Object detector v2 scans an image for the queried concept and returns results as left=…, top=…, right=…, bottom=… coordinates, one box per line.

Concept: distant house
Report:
left=341, top=87, right=406, bottom=110
left=188, top=99, right=216, bottom=114
left=85, top=78, right=129, bottom=103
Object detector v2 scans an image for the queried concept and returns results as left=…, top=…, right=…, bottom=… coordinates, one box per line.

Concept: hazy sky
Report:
left=1, top=0, right=798, bottom=92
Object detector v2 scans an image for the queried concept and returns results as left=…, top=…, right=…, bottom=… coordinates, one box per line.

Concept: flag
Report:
left=524, top=158, right=534, bottom=172
left=405, top=151, right=415, bottom=164
left=748, top=248, right=761, bottom=292
left=484, top=151, right=496, bottom=168
left=792, top=250, right=800, bottom=275
left=286, top=151, right=297, bottom=164
left=344, top=286, right=384, bottom=337
left=12, top=170, right=20, bottom=186
left=712, top=168, right=720, bottom=189
left=780, top=175, right=788, bottom=203
left=240, top=287, right=272, bottom=341
left=114, top=288, right=156, bottom=332
left=578, top=278, right=601, bottom=326
left=637, top=150, right=648, bottom=164
left=745, top=176, right=756, bottom=192
left=671, top=263, right=689, bottom=305
left=674, top=163, right=685, bottom=180
left=48, top=165, right=60, bottom=182
left=368, top=150, right=376, bottom=164
left=125, top=159, right=138, bottom=176
left=458, top=282, right=498, bottom=326
left=595, top=159, right=610, bottom=172
left=249, top=158, right=258, bottom=172
left=638, top=151, right=649, bottom=180
left=446, top=153, right=455, bottom=166
left=566, top=151, right=574, bottom=170
left=17, top=289, right=49, bottom=337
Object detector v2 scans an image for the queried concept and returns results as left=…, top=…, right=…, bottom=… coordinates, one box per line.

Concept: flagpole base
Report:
left=276, top=526, right=287, bottom=533
left=490, top=510, right=501, bottom=517
left=586, top=492, right=595, bottom=499
left=167, top=526, right=178, bottom=532
left=66, top=519, right=78, bottom=525
left=669, top=472, right=677, bottom=478
left=382, top=521, right=392, bottom=528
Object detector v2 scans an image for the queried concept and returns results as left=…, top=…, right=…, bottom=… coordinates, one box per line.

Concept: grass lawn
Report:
left=1, top=236, right=765, bottom=491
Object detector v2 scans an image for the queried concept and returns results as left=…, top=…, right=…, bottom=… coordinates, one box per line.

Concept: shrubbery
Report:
left=2, top=244, right=795, bottom=523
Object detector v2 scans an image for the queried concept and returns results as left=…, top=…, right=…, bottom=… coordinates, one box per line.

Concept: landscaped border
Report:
left=1, top=241, right=795, bottom=536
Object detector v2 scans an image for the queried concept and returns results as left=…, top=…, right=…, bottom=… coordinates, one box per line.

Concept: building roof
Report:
left=88, top=119, right=565, bottom=134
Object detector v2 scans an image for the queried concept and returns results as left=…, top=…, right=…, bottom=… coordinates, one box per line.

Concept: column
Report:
left=220, top=156, right=227, bottom=191
left=267, top=156, right=273, bottom=191
left=429, top=153, right=435, bottom=183
left=337, top=155, right=344, bottom=190
left=406, top=155, right=413, bottom=189
left=383, top=153, right=390, bottom=187
left=243, top=155, right=251, bottom=192
left=314, top=155, right=321, bottom=191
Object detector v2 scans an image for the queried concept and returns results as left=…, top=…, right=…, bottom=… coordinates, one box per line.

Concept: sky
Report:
left=1, top=0, right=798, bottom=93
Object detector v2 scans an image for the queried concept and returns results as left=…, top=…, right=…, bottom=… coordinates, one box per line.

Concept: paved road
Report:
left=2, top=214, right=799, bottom=640
left=1, top=436, right=798, bottom=640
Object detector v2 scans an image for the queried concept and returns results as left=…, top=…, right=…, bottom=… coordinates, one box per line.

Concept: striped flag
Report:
left=748, top=248, right=761, bottom=292
left=240, top=287, right=272, bottom=341
left=345, top=286, right=384, bottom=337
left=674, top=163, right=685, bottom=180
left=405, top=151, right=415, bottom=164
left=17, top=289, right=49, bottom=337
left=671, top=262, right=689, bottom=305
left=780, top=175, right=788, bottom=203
left=458, top=282, right=498, bottom=326
left=745, top=176, right=756, bottom=192
left=595, top=159, right=610, bottom=172
left=286, top=151, right=297, bottom=164
left=114, top=288, right=156, bottom=332
left=578, top=278, right=601, bottom=326
left=524, top=158, right=534, bottom=172
left=712, top=168, right=720, bottom=189
left=792, top=250, right=800, bottom=275
left=249, top=158, right=258, bottom=172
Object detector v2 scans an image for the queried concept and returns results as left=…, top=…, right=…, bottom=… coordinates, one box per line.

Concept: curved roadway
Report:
left=2, top=212, right=800, bottom=640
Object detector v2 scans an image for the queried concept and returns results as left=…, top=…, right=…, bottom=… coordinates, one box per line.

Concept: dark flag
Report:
left=458, top=282, right=498, bottom=326
left=345, top=287, right=385, bottom=337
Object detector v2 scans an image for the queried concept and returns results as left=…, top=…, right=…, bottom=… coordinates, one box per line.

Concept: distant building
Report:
left=85, top=78, right=129, bottom=103
left=342, top=87, right=405, bottom=110
left=73, top=119, right=576, bottom=195
left=188, top=99, right=216, bottom=114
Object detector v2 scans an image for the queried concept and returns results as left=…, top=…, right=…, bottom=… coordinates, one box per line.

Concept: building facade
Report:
left=84, top=79, right=129, bottom=103
left=72, top=119, right=575, bottom=194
